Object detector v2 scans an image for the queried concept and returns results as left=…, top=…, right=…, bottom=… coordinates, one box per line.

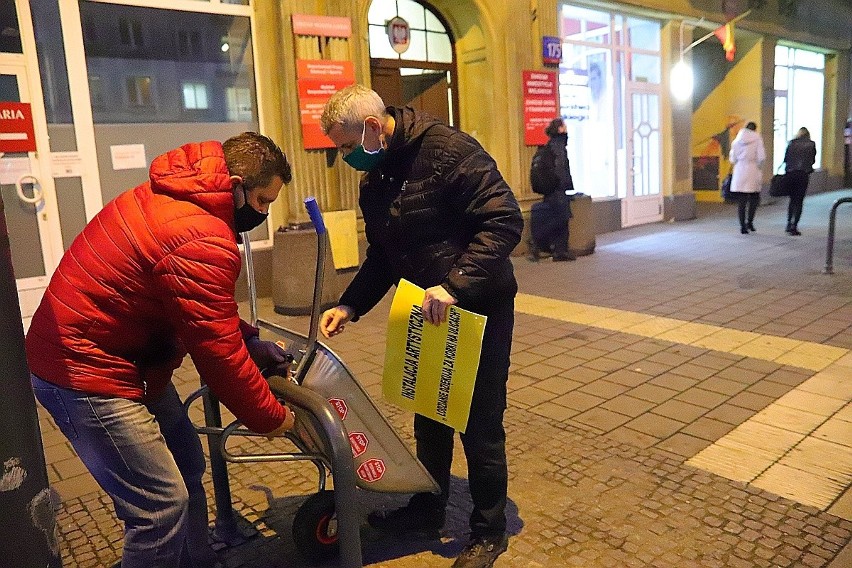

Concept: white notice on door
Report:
left=110, top=144, right=147, bottom=170
left=0, top=156, right=31, bottom=185
left=51, top=151, right=84, bottom=178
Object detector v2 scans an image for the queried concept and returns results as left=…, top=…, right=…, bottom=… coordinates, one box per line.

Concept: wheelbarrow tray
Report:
left=259, top=320, right=438, bottom=495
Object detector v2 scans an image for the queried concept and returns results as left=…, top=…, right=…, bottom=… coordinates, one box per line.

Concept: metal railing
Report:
left=823, top=196, right=852, bottom=274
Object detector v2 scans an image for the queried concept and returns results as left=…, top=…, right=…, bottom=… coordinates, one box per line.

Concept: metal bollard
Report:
left=823, top=196, right=852, bottom=275
left=0, top=194, right=62, bottom=567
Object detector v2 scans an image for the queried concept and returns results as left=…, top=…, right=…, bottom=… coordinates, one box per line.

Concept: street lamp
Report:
left=671, top=58, right=693, bottom=100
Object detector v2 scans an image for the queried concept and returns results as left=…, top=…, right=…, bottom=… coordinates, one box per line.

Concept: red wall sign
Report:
left=523, top=70, right=559, bottom=146
left=296, top=60, right=355, bottom=149
left=291, top=14, right=352, bottom=38
left=0, top=102, right=37, bottom=153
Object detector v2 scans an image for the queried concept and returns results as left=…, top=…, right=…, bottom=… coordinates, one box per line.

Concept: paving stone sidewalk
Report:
left=43, top=191, right=852, bottom=567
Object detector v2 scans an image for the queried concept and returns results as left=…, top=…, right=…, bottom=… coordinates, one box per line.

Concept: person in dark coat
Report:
left=319, top=84, right=522, bottom=568
left=528, top=117, right=575, bottom=261
left=783, top=127, right=817, bottom=236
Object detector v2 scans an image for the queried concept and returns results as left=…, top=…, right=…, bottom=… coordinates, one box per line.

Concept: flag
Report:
left=714, top=21, right=736, bottom=62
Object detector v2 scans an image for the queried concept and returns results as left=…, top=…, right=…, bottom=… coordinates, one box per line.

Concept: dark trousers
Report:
left=737, top=192, right=760, bottom=228
left=412, top=298, right=513, bottom=538
left=530, top=193, right=571, bottom=257
left=786, top=170, right=810, bottom=228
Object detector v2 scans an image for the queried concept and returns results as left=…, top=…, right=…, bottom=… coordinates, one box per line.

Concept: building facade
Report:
left=2, top=0, right=851, bottom=326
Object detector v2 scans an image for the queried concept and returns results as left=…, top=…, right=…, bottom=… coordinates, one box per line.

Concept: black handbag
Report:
left=769, top=166, right=789, bottom=197
left=721, top=173, right=735, bottom=202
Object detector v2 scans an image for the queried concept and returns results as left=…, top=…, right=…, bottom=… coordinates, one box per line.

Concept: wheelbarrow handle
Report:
left=300, top=197, right=328, bottom=379
left=304, top=196, right=326, bottom=235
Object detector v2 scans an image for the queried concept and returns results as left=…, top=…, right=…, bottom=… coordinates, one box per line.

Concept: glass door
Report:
left=622, top=82, right=662, bottom=226
left=0, top=61, right=63, bottom=330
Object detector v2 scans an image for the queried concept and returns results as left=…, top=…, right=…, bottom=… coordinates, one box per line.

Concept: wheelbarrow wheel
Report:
left=293, top=490, right=339, bottom=562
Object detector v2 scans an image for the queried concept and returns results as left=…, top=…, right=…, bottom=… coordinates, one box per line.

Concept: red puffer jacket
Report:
left=25, top=141, right=286, bottom=434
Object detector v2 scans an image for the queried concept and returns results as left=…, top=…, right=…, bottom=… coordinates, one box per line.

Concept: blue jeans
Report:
left=31, top=375, right=211, bottom=568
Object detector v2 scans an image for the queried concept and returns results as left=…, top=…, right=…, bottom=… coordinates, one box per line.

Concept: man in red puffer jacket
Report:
left=26, top=132, right=294, bottom=568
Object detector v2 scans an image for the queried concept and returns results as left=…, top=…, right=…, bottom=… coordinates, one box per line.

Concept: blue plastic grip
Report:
left=304, top=196, right=326, bottom=235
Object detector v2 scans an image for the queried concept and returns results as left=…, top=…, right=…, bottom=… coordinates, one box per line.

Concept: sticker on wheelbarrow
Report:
left=357, top=458, right=386, bottom=483
left=348, top=432, right=369, bottom=458
left=328, top=398, right=348, bottom=420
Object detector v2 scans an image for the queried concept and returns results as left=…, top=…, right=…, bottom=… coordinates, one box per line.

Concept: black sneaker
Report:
left=367, top=503, right=445, bottom=538
left=451, top=533, right=509, bottom=568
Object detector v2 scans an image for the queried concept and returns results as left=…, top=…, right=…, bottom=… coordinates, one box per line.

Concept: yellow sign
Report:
left=383, top=279, right=486, bottom=432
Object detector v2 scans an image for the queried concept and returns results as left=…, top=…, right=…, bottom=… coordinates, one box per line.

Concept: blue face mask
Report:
left=342, top=120, right=385, bottom=171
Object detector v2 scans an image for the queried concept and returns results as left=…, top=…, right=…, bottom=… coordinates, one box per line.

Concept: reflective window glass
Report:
left=397, top=0, right=426, bottom=29
left=775, top=45, right=788, bottom=65
left=0, top=0, right=23, bottom=53
left=559, top=48, right=617, bottom=198
left=367, top=0, right=452, bottom=63
left=630, top=53, right=660, bottom=84
left=794, top=48, right=824, bottom=69
left=400, top=29, right=427, bottom=60
left=625, top=17, right=660, bottom=51
left=425, top=10, right=445, bottom=33
left=773, top=46, right=825, bottom=171
left=426, top=32, right=452, bottom=63
left=368, top=0, right=397, bottom=25
left=80, top=1, right=256, bottom=124
left=560, top=5, right=610, bottom=44
left=369, top=25, right=400, bottom=59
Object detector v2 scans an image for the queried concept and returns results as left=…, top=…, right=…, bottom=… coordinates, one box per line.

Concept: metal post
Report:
left=823, top=196, right=852, bottom=275
left=201, top=233, right=259, bottom=546
left=201, top=390, right=252, bottom=546
left=0, top=194, right=61, bottom=567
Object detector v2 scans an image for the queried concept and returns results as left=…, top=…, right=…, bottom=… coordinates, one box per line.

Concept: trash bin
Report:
left=273, top=224, right=339, bottom=315
left=568, top=194, right=595, bottom=256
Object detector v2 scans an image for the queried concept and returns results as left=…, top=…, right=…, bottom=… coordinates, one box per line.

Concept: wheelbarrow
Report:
left=184, top=197, right=438, bottom=568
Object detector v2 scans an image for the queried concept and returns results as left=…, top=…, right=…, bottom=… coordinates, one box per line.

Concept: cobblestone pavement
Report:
left=43, top=191, right=852, bottom=567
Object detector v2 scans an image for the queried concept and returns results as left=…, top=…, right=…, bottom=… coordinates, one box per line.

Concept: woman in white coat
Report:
left=729, top=122, right=766, bottom=234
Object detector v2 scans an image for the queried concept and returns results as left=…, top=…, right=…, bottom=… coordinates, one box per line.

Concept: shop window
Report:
left=773, top=45, right=824, bottom=172
left=559, top=3, right=661, bottom=200
left=126, top=76, right=152, bottom=107
left=182, top=82, right=208, bottom=110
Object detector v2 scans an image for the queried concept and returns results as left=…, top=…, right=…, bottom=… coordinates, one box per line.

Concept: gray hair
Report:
left=320, top=84, right=387, bottom=134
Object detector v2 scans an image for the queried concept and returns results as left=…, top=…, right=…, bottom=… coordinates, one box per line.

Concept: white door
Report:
left=622, top=83, right=663, bottom=227
left=0, top=60, right=63, bottom=331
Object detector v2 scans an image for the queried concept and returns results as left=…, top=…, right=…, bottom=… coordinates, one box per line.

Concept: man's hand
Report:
left=320, top=305, right=355, bottom=338
left=422, top=285, right=457, bottom=325
left=246, top=337, right=293, bottom=373
left=264, top=405, right=296, bottom=440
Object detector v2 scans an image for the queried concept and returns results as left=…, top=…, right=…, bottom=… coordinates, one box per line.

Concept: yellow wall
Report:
left=691, top=41, right=764, bottom=202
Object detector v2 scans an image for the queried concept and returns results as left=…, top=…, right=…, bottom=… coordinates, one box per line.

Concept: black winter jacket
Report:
left=339, top=106, right=523, bottom=317
left=548, top=133, right=574, bottom=195
left=784, top=137, right=817, bottom=174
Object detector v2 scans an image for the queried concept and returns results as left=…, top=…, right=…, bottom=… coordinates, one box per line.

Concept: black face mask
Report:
left=234, top=185, right=268, bottom=233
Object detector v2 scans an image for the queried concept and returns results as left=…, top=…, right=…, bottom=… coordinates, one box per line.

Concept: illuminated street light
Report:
left=671, top=59, right=693, bottom=100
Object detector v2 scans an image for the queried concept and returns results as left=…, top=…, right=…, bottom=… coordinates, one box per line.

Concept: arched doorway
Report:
left=367, top=0, right=458, bottom=126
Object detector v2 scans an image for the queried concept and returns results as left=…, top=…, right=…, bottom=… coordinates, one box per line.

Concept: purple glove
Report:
left=245, top=337, right=293, bottom=373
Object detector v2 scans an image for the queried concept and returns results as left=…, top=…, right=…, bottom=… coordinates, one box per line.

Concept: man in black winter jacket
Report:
left=319, top=84, right=522, bottom=568
left=528, top=117, right=575, bottom=262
